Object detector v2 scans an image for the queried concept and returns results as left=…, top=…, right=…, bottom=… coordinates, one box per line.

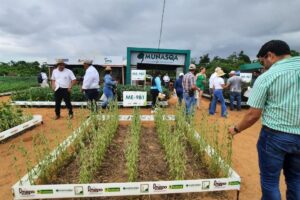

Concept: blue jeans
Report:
left=102, top=87, right=114, bottom=108
left=176, top=91, right=183, bottom=105
left=257, top=126, right=300, bottom=200
left=229, top=91, right=241, bottom=110
left=183, top=93, right=195, bottom=116
left=209, top=89, right=227, bottom=117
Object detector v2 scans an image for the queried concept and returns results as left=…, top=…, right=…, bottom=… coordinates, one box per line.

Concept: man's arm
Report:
left=228, top=108, right=262, bottom=136
left=51, top=80, right=56, bottom=91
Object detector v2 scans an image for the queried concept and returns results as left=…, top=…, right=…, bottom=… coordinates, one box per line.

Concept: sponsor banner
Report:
left=152, top=183, right=168, bottom=193
left=131, top=70, right=146, bottom=81
left=213, top=180, right=227, bottom=189
left=131, top=52, right=186, bottom=65
left=0, top=115, right=42, bottom=142
left=123, top=91, right=147, bottom=107
left=118, top=115, right=175, bottom=121
left=240, top=73, right=252, bottom=83
left=18, top=188, right=35, bottom=197
left=87, top=185, right=103, bottom=194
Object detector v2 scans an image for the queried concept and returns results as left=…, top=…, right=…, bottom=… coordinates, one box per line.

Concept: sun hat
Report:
left=215, top=67, right=221, bottom=72
left=105, top=66, right=112, bottom=71
left=179, top=72, right=184, bottom=76
left=216, top=69, right=226, bottom=77
left=83, top=59, right=93, bottom=65
left=189, top=64, right=196, bottom=70
left=56, top=59, right=66, bottom=66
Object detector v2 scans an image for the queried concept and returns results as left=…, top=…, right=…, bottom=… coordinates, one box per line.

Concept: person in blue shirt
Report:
left=150, top=71, right=163, bottom=112
left=174, top=72, right=184, bottom=105
left=102, top=66, right=117, bottom=109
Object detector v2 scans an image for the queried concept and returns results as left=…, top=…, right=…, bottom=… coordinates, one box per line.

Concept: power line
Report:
left=158, top=0, right=166, bottom=49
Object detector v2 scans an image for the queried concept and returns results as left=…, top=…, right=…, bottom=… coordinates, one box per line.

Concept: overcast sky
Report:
left=1, top=0, right=300, bottom=63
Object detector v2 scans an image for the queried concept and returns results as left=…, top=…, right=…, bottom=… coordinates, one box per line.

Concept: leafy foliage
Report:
left=0, top=102, right=32, bottom=132
left=0, top=76, right=39, bottom=93
left=0, top=61, right=40, bottom=76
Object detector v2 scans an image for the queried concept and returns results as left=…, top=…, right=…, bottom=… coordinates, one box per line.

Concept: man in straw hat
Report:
left=226, top=70, right=243, bottom=111
left=51, top=59, right=76, bottom=119
left=229, top=40, right=300, bottom=199
left=182, top=64, right=197, bottom=116
left=81, top=60, right=100, bottom=112
left=102, top=66, right=117, bottom=109
left=209, top=69, right=228, bottom=117
left=208, top=67, right=222, bottom=109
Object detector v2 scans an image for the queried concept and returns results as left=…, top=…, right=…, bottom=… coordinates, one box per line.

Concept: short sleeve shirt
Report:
left=51, top=68, right=76, bottom=88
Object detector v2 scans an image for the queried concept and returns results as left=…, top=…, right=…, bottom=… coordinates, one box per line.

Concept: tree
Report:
left=291, top=50, right=300, bottom=57
left=238, top=51, right=251, bottom=63
left=199, top=53, right=210, bottom=65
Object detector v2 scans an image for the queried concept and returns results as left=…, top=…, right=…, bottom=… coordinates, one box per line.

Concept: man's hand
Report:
left=228, top=126, right=238, bottom=136
left=68, top=87, right=72, bottom=93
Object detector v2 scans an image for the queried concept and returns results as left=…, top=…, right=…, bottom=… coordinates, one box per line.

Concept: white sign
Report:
left=131, top=70, right=146, bottom=81
left=95, top=56, right=123, bottom=66
left=123, top=91, right=147, bottom=107
left=240, top=73, right=252, bottom=83
left=131, top=52, right=186, bottom=65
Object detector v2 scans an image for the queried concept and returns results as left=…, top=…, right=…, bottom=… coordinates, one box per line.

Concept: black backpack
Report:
left=37, top=73, right=43, bottom=83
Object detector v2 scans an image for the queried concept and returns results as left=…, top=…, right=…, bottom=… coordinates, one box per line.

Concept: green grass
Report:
left=0, top=76, right=38, bottom=93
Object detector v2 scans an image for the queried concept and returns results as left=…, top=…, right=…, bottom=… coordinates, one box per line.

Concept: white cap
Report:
left=179, top=73, right=184, bottom=76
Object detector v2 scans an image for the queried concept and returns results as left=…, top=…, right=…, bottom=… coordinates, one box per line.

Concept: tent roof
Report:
left=240, top=62, right=262, bottom=71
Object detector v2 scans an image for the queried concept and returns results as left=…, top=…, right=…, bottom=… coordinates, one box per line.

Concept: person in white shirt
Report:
left=40, top=71, right=49, bottom=88
left=51, top=59, right=77, bottom=120
left=81, top=60, right=100, bottom=112
left=163, top=73, right=170, bottom=87
left=208, top=67, right=222, bottom=109
left=209, top=69, right=228, bottom=117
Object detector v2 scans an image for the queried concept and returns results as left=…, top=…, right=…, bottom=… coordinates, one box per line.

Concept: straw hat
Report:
left=105, top=66, right=112, bottom=71
left=56, top=59, right=66, bottom=66
left=216, top=69, right=226, bottom=77
left=83, top=59, right=93, bottom=65
left=215, top=67, right=221, bottom=72
left=189, top=64, right=196, bottom=70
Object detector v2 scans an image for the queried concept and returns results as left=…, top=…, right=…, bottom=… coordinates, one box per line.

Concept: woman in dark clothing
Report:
left=174, top=72, right=184, bottom=105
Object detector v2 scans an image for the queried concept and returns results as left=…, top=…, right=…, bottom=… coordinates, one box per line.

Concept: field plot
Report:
left=12, top=106, right=240, bottom=200
left=0, top=76, right=38, bottom=94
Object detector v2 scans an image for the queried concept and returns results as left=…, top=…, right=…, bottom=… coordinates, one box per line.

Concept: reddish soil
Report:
left=0, top=96, right=287, bottom=199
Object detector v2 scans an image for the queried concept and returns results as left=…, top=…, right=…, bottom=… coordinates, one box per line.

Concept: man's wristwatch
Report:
left=233, top=125, right=240, bottom=134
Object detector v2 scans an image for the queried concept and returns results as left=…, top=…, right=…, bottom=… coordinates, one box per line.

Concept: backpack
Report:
left=37, top=73, right=43, bottom=83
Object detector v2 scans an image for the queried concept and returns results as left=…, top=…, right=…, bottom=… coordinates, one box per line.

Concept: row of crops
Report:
left=11, top=85, right=170, bottom=102
left=13, top=105, right=233, bottom=188
left=0, top=76, right=38, bottom=93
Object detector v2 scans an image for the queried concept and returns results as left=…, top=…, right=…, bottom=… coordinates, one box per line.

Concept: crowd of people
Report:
left=48, top=59, right=117, bottom=119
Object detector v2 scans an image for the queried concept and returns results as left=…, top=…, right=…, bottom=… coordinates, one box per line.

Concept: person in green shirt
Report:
left=195, top=67, right=206, bottom=109
left=228, top=40, right=300, bottom=200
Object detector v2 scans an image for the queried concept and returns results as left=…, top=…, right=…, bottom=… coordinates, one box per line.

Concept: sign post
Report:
left=123, top=91, right=147, bottom=107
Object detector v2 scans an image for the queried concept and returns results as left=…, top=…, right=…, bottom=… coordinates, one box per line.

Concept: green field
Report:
left=0, top=76, right=39, bottom=93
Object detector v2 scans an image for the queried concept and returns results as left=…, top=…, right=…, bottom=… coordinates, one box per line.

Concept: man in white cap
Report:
left=182, top=64, right=197, bottom=116
left=51, top=59, right=76, bottom=119
left=174, top=72, right=184, bottom=105
left=226, top=70, right=243, bottom=111
left=81, top=60, right=100, bottom=112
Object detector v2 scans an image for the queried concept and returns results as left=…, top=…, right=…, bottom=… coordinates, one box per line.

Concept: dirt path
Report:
left=93, top=125, right=128, bottom=183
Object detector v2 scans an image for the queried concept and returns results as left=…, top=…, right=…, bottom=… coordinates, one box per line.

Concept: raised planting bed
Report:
left=12, top=110, right=240, bottom=199
left=0, top=115, right=43, bottom=142
left=11, top=101, right=168, bottom=107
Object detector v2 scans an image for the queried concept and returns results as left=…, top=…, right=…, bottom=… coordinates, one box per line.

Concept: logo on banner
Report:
left=105, top=187, right=121, bottom=192
left=169, top=184, right=184, bottom=189
left=74, top=186, right=84, bottom=195
left=140, top=184, right=149, bottom=193
left=87, top=186, right=103, bottom=193
left=19, top=188, right=35, bottom=196
left=228, top=181, right=240, bottom=186
left=153, top=183, right=168, bottom=192
left=56, top=189, right=73, bottom=193
left=37, top=189, right=53, bottom=194
left=123, top=186, right=139, bottom=191
left=202, top=181, right=210, bottom=190
left=104, top=57, right=112, bottom=64
left=214, top=180, right=227, bottom=188
left=186, top=183, right=201, bottom=188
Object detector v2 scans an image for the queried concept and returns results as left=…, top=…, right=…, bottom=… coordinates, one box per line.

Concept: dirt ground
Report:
left=0, top=96, right=286, bottom=199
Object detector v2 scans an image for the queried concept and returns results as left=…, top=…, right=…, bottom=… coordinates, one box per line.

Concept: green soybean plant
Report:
left=125, top=107, right=141, bottom=182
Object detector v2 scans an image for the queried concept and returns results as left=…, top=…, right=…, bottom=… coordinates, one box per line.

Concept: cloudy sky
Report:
left=1, top=0, right=300, bottom=63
